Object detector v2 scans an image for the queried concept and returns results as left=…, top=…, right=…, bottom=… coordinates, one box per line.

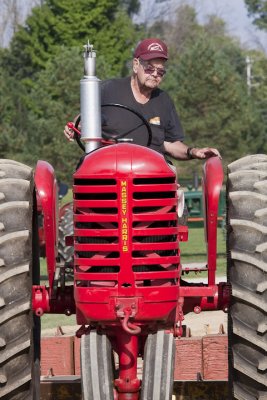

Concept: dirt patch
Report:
left=41, top=310, right=227, bottom=338
left=184, top=310, right=227, bottom=336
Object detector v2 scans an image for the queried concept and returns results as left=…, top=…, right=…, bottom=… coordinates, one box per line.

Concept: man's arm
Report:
left=164, top=140, right=221, bottom=160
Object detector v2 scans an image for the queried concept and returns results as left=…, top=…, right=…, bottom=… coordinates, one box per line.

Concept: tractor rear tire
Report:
left=140, top=330, right=175, bottom=400
left=58, top=203, right=74, bottom=263
left=81, top=330, right=114, bottom=400
left=227, top=154, right=267, bottom=400
left=0, top=159, right=40, bottom=400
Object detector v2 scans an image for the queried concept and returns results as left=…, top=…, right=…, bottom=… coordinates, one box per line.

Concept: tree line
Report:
left=0, top=0, right=266, bottom=182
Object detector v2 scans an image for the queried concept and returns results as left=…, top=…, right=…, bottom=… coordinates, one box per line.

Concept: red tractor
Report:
left=0, top=43, right=266, bottom=400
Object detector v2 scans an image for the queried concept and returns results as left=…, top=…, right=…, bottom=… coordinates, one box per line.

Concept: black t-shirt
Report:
left=101, top=77, right=184, bottom=154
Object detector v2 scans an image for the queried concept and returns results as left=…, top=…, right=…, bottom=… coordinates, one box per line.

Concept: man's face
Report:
left=133, top=58, right=167, bottom=90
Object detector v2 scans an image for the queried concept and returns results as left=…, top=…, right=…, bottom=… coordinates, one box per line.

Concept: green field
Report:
left=180, top=227, right=226, bottom=276
left=40, top=227, right=226, bottom=332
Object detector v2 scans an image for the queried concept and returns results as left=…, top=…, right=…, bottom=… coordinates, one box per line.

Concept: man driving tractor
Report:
left=64, top=37, right=221, bottom=161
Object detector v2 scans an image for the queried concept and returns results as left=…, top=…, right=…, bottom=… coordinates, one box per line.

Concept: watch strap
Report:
left=187, top=147, right=194, bottom=159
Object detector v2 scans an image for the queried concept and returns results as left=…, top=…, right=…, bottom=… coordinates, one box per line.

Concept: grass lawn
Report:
left=180, top=226, right=226, bottom=276
left=40, top=226, right=226, bottom=332
left=61, top=189, right=73, bottom=205
left=41, top=313, right=77, bottom=331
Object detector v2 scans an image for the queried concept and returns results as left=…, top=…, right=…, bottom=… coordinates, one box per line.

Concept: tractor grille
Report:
left=73, top=175, right=180, bottom=289
left=73, top=178, right=119, bottom=288
left=132, top=176, right=179, bottom=287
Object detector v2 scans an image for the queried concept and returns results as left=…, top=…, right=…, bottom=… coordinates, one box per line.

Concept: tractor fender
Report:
left=35, top=160, right=58, bottom=288
left=202, top=156, right=224, bottom=285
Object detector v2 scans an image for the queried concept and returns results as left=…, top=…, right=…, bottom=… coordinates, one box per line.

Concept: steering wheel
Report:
left=74, top=103, right=152, bottom=152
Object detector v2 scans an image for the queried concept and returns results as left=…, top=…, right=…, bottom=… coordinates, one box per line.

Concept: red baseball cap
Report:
left=134, top=38, right=168, bottom=60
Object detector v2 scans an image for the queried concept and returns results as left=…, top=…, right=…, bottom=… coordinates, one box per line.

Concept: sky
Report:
left=134, top=0, right=267, bottom=53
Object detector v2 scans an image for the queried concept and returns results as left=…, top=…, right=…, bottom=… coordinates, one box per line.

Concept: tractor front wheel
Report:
left=227, top=154, right=267, bottom=399
left=0, top=160, right=40, bottom=399
left=81, top=330, right=114, bottom=400
left=140, top=330, right=175, bottom=400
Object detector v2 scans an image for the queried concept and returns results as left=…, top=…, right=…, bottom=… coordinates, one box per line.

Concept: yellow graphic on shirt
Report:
left=149, top=116, right=160, bottom=125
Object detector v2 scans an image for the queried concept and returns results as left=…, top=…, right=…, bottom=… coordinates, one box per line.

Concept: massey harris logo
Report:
left=147, top=43, right=164, bottom=52
left=120, top=180, right=129, bottom=252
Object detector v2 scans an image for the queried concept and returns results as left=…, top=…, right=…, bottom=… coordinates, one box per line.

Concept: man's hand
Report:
left=64, top=115, right=80, bottom=142
left=164, top=141, right=221, bottom=160
left=191, top=147, right=222, bottom=160
left=64, top=124, right=75, bottom=142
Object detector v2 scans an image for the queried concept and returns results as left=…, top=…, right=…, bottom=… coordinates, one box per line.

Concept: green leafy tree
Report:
left=1, top=0, right=266, bottom=183
left=0, top=0, right=141, bottom=181
left=244, top=0, right=267, bottom=30
left=203, top=16, right=247, bottom=77
left=17, top=44, right=132, bottom=182
left=17, top=46, right=86, bottom=182
left=148, top=5, right=202, bottom=54
left=4, top=0, right=139, bottom=81
left=162, top=33, right=265, bottom=174
left=121, top=0, right=140, bottom=16
left=245, top=50, right=267, bottom=151
left=0, top=53, right=29, bottom=160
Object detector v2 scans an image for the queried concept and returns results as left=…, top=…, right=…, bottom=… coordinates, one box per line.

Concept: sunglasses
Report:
left=139, top=60, right=166, bottom=77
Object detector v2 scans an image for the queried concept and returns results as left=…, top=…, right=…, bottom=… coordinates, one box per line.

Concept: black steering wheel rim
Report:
left=74, top=103, right=153, bottom=152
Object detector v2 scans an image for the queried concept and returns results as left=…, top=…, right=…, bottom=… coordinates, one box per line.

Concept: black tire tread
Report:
left=81, top=331, right=114, bottom=400
left=228, top=154, right=267, bottom=173
left=254, top=180, right=267, bottom=195
left=0, top=160, right=36, bottom=400
left=228, top=170, right=267, bottom=192
left=140, top=330, right=175, bottom=400
left=227, top=154, right=267, bottom=399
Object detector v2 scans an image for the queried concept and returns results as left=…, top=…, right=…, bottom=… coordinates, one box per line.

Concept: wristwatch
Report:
left=187, top=147, right=194, bottom=159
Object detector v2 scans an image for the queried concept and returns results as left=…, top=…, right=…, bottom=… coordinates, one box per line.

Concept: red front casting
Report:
left=73, top=143, right=181, bottom=330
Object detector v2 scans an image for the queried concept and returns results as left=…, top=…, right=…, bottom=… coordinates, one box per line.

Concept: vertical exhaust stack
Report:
left=80, top=41, right=102, bottom=153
